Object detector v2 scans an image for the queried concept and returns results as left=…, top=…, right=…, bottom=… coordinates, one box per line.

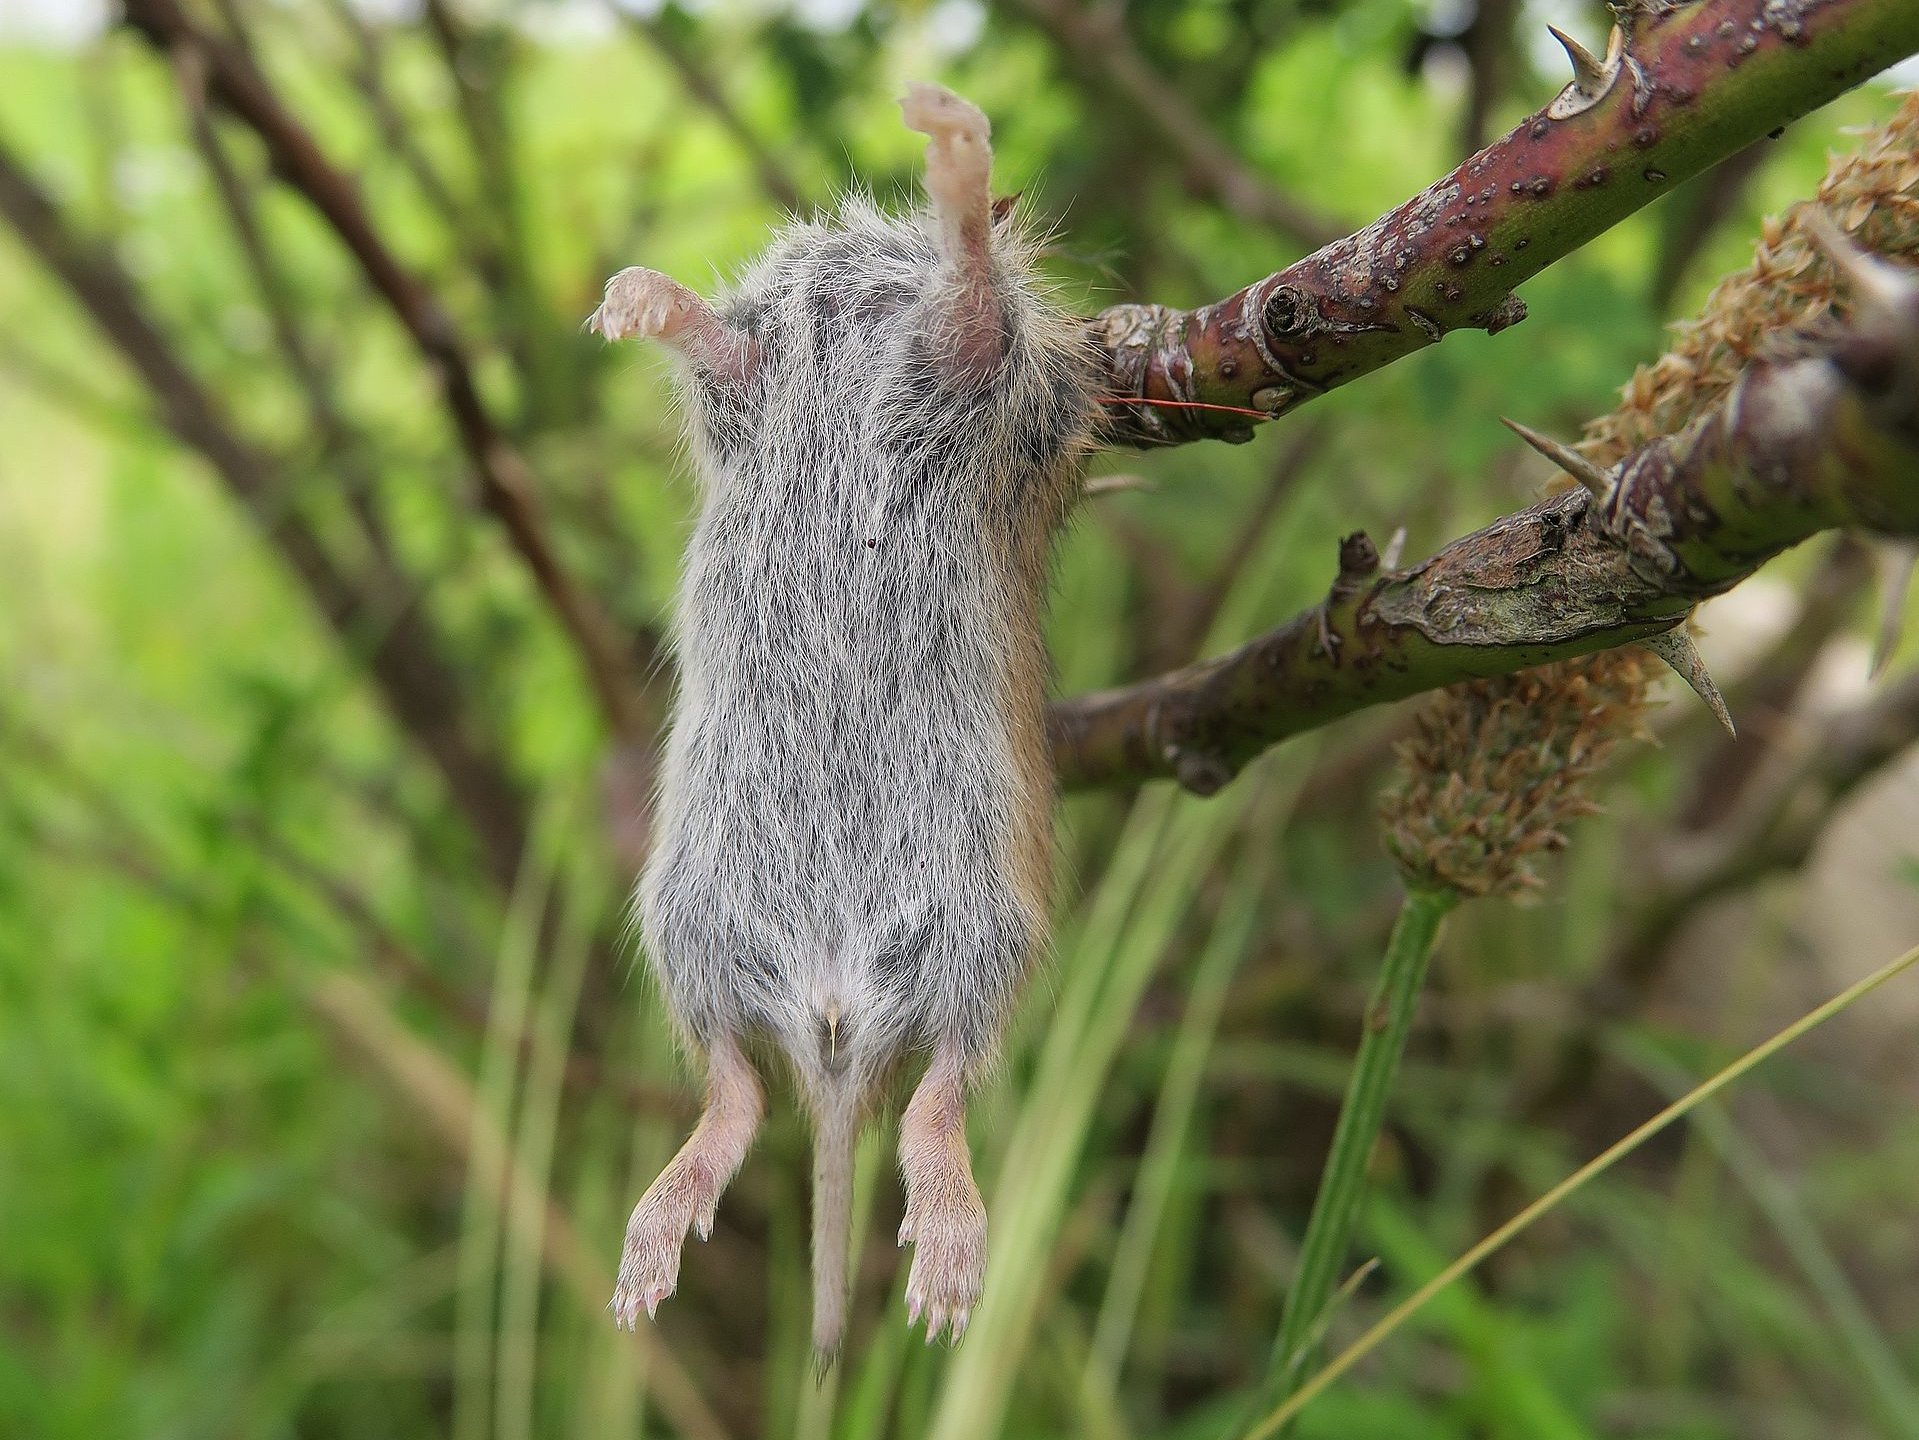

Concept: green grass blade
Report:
left=455, top=790, right=574, bottom=1440
left=1618, top=1034, right=1919, bottom=1440
left=1242, top=938, right=1919, bottom=1439
left=1084, top=853, right=1264, bottom=1398
left=498, top=847, right=603, bottom=1440
left=1255, top=886, right=1457, bottom=1425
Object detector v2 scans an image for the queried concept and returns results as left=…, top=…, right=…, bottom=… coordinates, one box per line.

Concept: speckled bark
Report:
left=1092, top=0, right=1919, bottom=446
left=1051, top=278, right=1919, bottom=791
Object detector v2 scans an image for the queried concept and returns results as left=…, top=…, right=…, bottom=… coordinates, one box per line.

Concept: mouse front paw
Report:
left=588, top=267, right=701, bottom=343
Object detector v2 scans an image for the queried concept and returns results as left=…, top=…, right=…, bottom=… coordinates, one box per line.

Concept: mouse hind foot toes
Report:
left=609, top=1038, right=764, bottom=1329
left=898, top=1046, right=987, bottom=1345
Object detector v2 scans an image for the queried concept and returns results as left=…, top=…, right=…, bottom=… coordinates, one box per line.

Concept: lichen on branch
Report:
left=1091, top=0, right=1919, bottom=447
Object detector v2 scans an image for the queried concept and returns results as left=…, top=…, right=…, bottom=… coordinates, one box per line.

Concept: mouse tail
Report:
left=809, top=1082, right=860, bottom=1371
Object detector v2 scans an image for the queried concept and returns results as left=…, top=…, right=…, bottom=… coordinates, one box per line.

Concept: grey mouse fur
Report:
left=589, top=83, right=1095, bottom=1361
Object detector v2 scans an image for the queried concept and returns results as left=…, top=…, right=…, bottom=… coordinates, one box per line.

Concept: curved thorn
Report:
left=1643, top=625, right=1735, bottom=738
left=1501, top=417, right=1613, bottom=497
left=1870, top=540, right=1917, bottom=679
left=1548, top=24, right=1608, bottom=95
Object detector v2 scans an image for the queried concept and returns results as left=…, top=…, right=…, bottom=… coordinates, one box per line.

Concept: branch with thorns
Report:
left=1051, top=214, right=1919, bottom=792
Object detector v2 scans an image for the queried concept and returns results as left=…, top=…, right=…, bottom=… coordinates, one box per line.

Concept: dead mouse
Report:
left=589, top=82, right=1095, bottom=1361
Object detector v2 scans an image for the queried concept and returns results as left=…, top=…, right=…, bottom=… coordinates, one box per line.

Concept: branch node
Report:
left=1475, top=294, right=1529, bottom=335
left=1171, top=749, right=1235, bottom=796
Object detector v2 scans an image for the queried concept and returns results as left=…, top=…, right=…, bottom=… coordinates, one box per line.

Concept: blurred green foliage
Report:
left=0, top=2, right=1915, bottom=1437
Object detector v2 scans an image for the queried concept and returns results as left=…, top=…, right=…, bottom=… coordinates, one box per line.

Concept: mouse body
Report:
left=590, top=83, right=1094, bottom=1358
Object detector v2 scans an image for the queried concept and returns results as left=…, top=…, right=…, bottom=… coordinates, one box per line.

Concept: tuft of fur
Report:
left=632, top=180, right=1095, bottom=1353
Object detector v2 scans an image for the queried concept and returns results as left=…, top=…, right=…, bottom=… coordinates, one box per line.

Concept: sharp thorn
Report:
left=1802, top=209, right=1911, bottom=314
left=1548, top=24, right=1609, bottom=95
left=1643, top=625, right=1736, bottom=737
left=1083, top=472, right=1156, bottom=498
left=1380, top=525, right=1408, bottom=570
left=1870, top=540, right=1917, bottom=679
left=1501, top=417, right=1613, bottom=497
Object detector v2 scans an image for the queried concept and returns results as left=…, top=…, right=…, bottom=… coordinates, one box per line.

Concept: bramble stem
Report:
left=1092, top=0, right=1919, bottom=446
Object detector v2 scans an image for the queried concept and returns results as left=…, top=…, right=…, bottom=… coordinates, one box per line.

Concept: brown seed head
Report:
left=1380, top=653, right=1652, bottom=900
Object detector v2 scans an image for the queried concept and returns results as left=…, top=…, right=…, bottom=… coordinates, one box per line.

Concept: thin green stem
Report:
left=1243, top=938, right=1919, bottom=1440
left=1252, top=885, right=1458, bottom=1427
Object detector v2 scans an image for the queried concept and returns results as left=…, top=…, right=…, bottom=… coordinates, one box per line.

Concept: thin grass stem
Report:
left=1242, top=938, right=1919, bottom=1440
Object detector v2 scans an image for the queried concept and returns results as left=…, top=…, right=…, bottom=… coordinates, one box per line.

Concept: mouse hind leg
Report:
left=897, top=1042, right=987, bottom=1344
left=899, top=82, right=1002, bottom=380
left=612, top=1032, right=764, bottom=1329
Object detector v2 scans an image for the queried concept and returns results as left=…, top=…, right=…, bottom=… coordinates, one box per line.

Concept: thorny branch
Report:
left=1049, top=234, right=1919, bottom=792
left=1091, top=0, right=1919, bottom=446
left=120, top=0, right=654, bottom=740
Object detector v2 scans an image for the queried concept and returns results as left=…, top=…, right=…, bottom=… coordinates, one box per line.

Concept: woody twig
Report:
left=1051, top=219, right=1919, bottom=791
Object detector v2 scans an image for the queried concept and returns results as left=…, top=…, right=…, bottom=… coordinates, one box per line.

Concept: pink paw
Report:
left=899, top=1193, right=986, bottom=1345
left=899, top=82, right=989, bottom=148
left=587, top=266, right=700, bottom=343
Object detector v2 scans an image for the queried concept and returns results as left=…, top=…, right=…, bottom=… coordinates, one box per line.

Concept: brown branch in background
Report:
left=1457, top=0, right=1521, bottom=158
left=1049, top=231, right=1919, bottom=792
left=1651, top=138, right=1773, bottom=309
left=1510, top=662, right=1919, bottom=1127
left=0, top=136, right=531, bottom=890
left=172, top=45, right=404, bottom=576
left=1091, top=0, right=1919, bottom=446
left=417, top=0, right=575, bottom=426
left=613, top=5, right=806, bottom=213
left=120, top=0, right=653, bottom=740
left=317, top=0, right=475, bottom=239
left=1618, top=664, right=1919, bottom=979
left=1670, top=535, right=1872, bottom=829
left=1003, top=0, right=1345, bottom=249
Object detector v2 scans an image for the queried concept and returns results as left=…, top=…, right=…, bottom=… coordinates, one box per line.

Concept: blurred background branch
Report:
left=1, top=2, right=1917, bottom=1437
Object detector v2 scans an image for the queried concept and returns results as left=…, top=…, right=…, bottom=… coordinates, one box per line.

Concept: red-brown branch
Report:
left=1093, top=0, right=1919, bottom=446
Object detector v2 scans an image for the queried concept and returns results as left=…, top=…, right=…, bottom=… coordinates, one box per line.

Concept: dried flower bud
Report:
left=1403, top=96, right=1919, bottom=900
left=1379, top=651, right=1652, bottom=900
left=1586, top=91, right=1919, bottom=465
